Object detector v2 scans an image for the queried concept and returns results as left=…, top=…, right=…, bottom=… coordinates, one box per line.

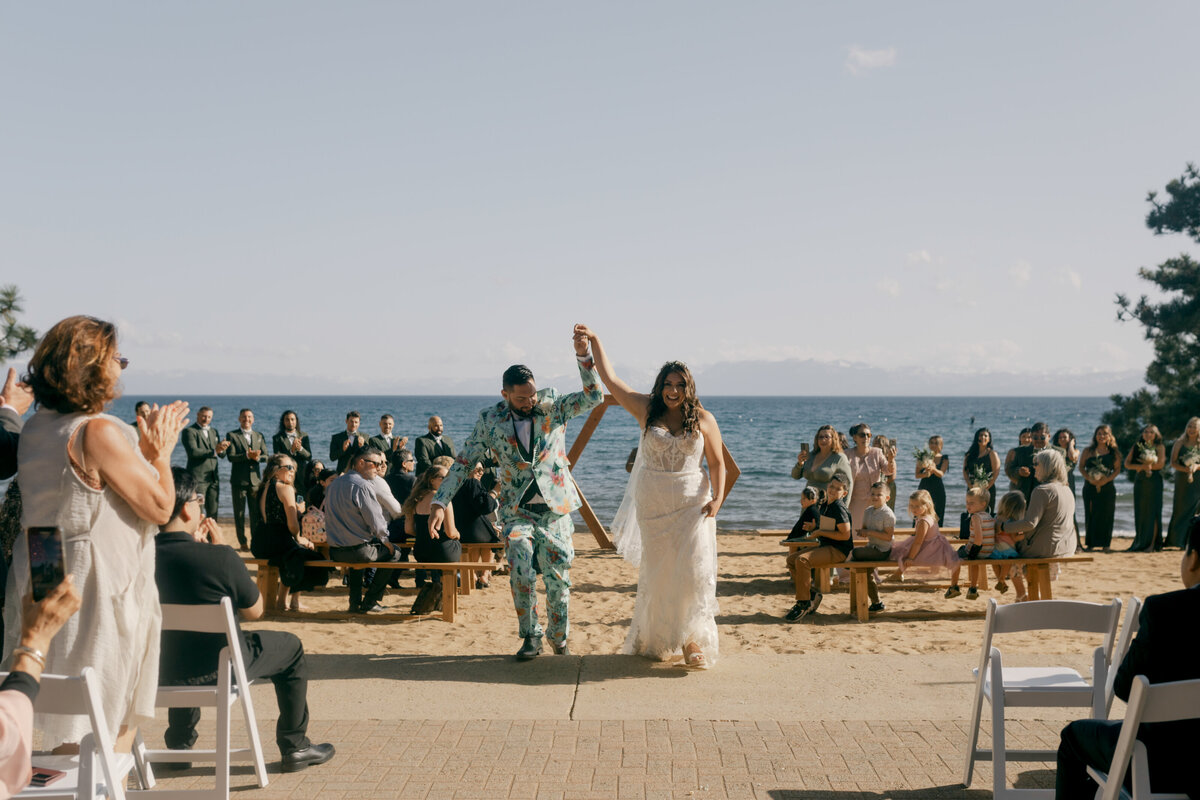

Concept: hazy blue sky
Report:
left=3, top=2, right=1197, bottom=394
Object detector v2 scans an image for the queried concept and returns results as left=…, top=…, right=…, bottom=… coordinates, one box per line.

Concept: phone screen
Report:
left=800, top=443, right=809, bottom=454
left=28, top=527, right=65, bottom=602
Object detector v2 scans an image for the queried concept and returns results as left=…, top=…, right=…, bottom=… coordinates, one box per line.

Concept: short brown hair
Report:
left=24, top=316, right=120, bottom=414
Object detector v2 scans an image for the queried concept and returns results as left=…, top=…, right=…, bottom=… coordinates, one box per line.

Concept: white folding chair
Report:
left=1087, top=675, right=1200, bottom=800
left=132, top=597, right=269, bottom=797
left=10, top=667, right=135, bottom=800
left=1103, top=597, right=1142, bottom=718
left=963, top=597, right=1123, bottom=800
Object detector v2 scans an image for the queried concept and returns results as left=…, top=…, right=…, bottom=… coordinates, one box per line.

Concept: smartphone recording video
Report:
left=28, top=527, right=65, bottom=602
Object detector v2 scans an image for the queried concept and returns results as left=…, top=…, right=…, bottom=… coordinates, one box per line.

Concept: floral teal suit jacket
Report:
left=434, top=356, right=603, bottom=519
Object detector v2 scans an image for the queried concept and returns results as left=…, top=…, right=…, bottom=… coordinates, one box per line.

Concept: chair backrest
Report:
left=158, top=597, right=251, bottom=691
left=1105, top=596, right=1143, bottom=716
left=10, top=668, right=127, bottom=800
left=1099, top=675, right=1200, bottom=800
left=976, top=598, right=1123, bottom=683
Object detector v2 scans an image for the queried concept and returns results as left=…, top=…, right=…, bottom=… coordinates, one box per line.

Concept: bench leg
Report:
left=854, top=573, right=869, bottom=622
left=258, top=566, right=281, bottom=611
left=441, top=570, right=456, bottom=622
left=461, top=564, right=472, bottom=596
left=819, top=567, right=832, bottom=594
left=1036, top=564, right=1053, bottom=599
left=1026, top=565, right=1043, bottom=601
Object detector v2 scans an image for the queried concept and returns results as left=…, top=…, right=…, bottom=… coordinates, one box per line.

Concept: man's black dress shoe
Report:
left=552, top=641, right=570, bottom=656
left=515, top=635, right=543, bottom=660
left=281, top=742, right=336, bottom=773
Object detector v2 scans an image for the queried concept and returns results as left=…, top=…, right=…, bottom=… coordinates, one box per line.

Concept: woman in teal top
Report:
left=792, top=424, right=852, bottom=498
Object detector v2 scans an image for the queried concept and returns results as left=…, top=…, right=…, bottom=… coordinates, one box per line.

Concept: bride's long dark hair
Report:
left=645, top=361, right=702, bottom=436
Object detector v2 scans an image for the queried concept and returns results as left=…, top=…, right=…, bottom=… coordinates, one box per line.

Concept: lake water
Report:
left=100, top=394, right=1161, bottom=538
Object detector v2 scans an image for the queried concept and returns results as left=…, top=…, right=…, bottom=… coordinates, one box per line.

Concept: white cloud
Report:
left=846, top=45, right=898, bottom=76
left=1008, top=260, right=1032, bottom=286
left=1059, top=267, right=1083, bottom=290
left=876, top=278, right=901, bottom=297
left=905, top=249, right=932, bottom=265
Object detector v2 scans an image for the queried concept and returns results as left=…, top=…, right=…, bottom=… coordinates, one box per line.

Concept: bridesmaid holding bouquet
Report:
left=1124, top=424, right=1165, bottom=552
left=1166, top=417, right=1200, bottom=548
left=1080, top=425, right=1121, bottom=552
left=915, top=434, right=949, bottom=526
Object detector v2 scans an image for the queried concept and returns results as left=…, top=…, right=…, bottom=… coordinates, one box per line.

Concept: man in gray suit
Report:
left=225, top=408, right=267, bottom=551
left=180, top=406, right=230, bottom=519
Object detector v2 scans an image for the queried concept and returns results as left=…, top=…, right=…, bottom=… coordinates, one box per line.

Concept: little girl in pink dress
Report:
left=889, top=489, right=960, bottom=578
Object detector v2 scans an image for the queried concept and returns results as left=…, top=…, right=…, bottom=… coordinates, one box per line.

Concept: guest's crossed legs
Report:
left=505, top=512, right=574, bottom=647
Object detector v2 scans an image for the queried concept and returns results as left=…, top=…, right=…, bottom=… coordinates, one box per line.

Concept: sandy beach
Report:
left=234, top=526, right=1180, bottom=660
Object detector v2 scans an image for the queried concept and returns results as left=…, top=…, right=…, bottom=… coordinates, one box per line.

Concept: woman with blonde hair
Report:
left=1166, top=417, right=1200, bottom=548
left=4, top=316, right=188, bottom=751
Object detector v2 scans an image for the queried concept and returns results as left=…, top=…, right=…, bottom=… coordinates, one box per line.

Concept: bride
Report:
left=575, top=325, right=726, bottom=669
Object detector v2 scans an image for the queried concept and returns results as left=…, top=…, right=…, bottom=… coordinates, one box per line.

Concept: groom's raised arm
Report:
left=555, top=350, right=603, bottom=422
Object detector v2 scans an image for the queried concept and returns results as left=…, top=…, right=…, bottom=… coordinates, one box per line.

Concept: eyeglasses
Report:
left=280, top=464, right=295, bottom=471
left=855, top=433, right=871, bottom=439
left=113, top=356, right=130, bottom=370
left=364, top=460, right=385, bottom=468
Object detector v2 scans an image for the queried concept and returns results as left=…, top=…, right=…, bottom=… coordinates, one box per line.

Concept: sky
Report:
left=2, top=2, right=1198, bottom=395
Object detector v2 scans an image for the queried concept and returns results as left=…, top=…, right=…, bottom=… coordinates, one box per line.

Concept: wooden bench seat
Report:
left=244, top=558, right=489, bottom=622
left=831, top=555, right=1094, bottom=622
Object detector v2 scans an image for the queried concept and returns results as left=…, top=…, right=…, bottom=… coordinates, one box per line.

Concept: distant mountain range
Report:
left=120, top=358, right=1146, bottom=397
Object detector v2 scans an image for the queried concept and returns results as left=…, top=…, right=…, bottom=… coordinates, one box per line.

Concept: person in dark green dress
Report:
left=963, top=428, right=1001, bottom=513
left=915, top=434, right=949, bottom=526
left=1080, top=424, right=1121, bottom=552
left=1125, top=424, right=1166, bottom=552
left=1166, top=416, right=1200, bottom=548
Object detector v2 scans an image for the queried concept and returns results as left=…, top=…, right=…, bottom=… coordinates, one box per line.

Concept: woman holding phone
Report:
left=4, top=316, right=188, bottom=752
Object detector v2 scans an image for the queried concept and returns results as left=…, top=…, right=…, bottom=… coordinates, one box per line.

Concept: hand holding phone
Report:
left=27, top=527, right=65, bottom=602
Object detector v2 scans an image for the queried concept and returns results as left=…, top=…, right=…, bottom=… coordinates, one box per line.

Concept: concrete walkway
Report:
left=137, top=653, right=1085, bottom=798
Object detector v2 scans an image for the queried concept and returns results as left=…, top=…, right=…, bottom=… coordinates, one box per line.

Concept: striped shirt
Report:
left=972, top=511, right=996, bottom=556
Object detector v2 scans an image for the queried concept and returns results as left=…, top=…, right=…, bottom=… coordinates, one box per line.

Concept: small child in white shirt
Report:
left=849, top=482, right=896, bottom=612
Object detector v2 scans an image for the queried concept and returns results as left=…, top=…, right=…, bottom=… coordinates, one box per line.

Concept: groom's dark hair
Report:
left=503, top=364, right=535, bottom=388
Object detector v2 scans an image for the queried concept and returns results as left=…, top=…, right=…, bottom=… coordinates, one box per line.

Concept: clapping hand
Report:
left=138, top=401, right=190, bottom=463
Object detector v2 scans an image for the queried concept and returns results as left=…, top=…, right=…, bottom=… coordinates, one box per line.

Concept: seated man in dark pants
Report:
left=155, top=468, right=335, bottom=773
left=1055, top=514, right=1200, bottom=799
left=324, top=447, right=401, bottom=612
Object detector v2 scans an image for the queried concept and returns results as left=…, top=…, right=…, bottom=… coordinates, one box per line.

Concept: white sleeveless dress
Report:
left=4, top=410, right=162, bottom=747
left=615, top=426, right=720, bottom=664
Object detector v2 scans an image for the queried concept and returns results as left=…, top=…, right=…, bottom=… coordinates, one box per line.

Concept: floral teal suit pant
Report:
left=505, top=509, right=574, bottom=646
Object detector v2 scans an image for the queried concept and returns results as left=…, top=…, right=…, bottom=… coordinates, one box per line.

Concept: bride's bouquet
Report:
left=1181, top=445, right=1200, bottom=484
left=1083, top=456, right=1113, bottom=484
left=912, top=447, right=936, bottom=473
left=969, top=463, right=992, bottom=489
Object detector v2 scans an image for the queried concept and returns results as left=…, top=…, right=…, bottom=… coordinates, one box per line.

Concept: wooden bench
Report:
left=244, top=558, right=484, bottom=622
left=834, top=555, right=1094, bottom=622
left=459, top=542, right=506, bottom=596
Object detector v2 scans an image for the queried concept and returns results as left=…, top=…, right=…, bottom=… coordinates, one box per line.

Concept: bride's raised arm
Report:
left=574, top=324, right=649, bottom=424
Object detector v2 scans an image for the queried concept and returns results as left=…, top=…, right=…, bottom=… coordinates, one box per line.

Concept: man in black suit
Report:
left=414, top=416, right=455, bottom=476
left=180, top=406, right=229, bottom=519
left=367, top=413, right=408, bottom=472
left=224, top=408, right=267, bottom=551
left=1055, top=515, right=1200, bottom=798
left=1009, top=422, right=1054, bottom=502
left=329, top=411, right=366, bottom=473
left=272, top=410, right=311, bottom=491
left=0, top=367, right=32, bottom=481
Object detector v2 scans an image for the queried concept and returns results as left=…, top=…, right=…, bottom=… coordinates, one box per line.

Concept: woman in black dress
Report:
left=915, top=434, right=949, bottom=526
left=452, top=462, right=500, bottom=588
left=1080, top=425, right=1121, bottom=552
left=253, top=454, right=317, bottom=610
left=962, top=428, right=1001, bottom=513
left=1124, top=424, right=1165, bottom=551
left=403, top=465, right=462, bottom=592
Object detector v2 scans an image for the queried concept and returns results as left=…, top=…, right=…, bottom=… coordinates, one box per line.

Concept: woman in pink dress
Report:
left=845, top=423, right=895, bottom=530
left=889, top=489, right=960, bottom=578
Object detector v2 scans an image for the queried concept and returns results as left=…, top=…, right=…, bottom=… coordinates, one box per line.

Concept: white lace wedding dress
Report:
left=613, top=426, right=720, bottom=664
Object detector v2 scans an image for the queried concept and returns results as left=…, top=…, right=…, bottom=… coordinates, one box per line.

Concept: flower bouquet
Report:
left=912, top=447, right=936, bottom=473
left=1134, top=440, right=1157, bottom=464
left=1181, top=445, right=1200, bottom=484
left=969, top=463, right=992, bottom=489
left=1083, top=456, right=1113, bottom=484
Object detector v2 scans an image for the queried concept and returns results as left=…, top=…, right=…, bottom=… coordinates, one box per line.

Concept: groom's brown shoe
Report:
left=516, top=636, right=543, bottom=660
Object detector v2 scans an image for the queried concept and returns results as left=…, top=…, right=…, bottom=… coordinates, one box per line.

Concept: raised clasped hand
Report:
left=139, top=401, right=190, bottom=461
left=571, top=323, right=592, bottom=356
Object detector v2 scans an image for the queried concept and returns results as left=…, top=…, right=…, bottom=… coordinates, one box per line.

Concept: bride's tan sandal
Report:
left=682, top=643, right=709, bottom=670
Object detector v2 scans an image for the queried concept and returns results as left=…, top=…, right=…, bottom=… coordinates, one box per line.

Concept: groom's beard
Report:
left=508, top=404, right=535, bottom=419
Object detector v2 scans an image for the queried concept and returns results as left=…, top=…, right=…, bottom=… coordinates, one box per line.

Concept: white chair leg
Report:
left=237, top=683, right=269, bottom=787
left=963, top=673, right=986, bottom=786
left=130, top=730, right=156, bottom=789
left=992, top=690, right=1007, bottom=800
left=216, top=663, right=232, bottom=800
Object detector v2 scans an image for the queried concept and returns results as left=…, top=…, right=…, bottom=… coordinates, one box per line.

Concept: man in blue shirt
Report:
left=324, top=447, right=400, bottom=613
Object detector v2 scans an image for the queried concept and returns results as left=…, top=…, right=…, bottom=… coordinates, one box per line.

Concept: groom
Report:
left=430, top=327, right=602, bottom=660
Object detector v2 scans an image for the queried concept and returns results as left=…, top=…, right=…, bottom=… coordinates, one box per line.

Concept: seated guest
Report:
left=0, top=576, right=81, bottom=798
left=385, top=450, right=416, bottom=506
left=252, top=456, right=319, bottom=612
left=849, top=482, right=895, bottom=613
left=324, top=448, right=401, bottom=613
left=154, top=469, right=334, bottom=773
left=305, top=468, right=337, bottom=512
left=784, top=486, right=821, bottom=542
left=453, top=462, right=501, bottom=589
left=1055, top=515, right=1200, bottom=798
left=403, top=465, right=462, bottom=593
left=784, top=473, right=853, bottom=622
